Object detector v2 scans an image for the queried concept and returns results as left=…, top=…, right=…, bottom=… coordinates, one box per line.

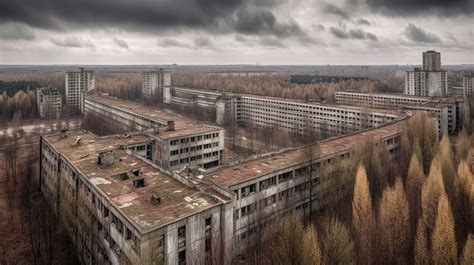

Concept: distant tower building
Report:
left=463, top=73, right=473, bottom=98
left=422, top=50, right=441, bottom=71
left=65, top=67, right=95, bottom=114
left=405, top=51, right=448, bottom=96
left=142, top=68, right=171, bottom=101
left=36, top=87, right=62, bottom=119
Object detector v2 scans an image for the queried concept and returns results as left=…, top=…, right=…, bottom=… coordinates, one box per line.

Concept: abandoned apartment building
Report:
left=40, top=113, right=406, bottom=264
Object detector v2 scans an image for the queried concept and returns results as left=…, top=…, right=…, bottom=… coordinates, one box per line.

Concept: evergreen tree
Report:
left=421, top=157, right=445, bottom=239
left=414, top=219, right=430, bottom=265
left=378, top=178, right=410, bottom=264
left=432, top=193, right=457, bottom=265
left=352, top=163, right=373, bottom=265
left=406, top=153, right=425, bottom=234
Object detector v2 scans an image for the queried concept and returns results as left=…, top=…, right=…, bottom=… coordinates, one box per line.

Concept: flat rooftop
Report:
left=86, top=94, right=221, bottom=139
left=206, top=118, right=406, bottom=188
left=44, top=130, right=221, bottom=233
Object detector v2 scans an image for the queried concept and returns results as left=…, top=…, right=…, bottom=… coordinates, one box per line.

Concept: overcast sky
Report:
left=0, top=0, right=472, bottom=65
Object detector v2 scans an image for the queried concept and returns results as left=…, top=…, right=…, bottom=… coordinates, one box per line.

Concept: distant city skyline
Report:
left=0, top=0, right=472, bottom=65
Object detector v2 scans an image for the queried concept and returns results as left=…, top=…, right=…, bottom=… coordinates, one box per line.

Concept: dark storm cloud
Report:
left=0, top=0, right=307, bottom=39
left=113, top=37, right=129, bottom=49
left=330, top=26, right=378, bottom=41
left=232, top=8, right=306, bottom=38
left=351, top=0, right=473, bottom=16
left=0, top=23, right=35, bottom=40
left=323, top=4, right=349, bottom=19
left=403, top=23, right=441, bottom=43
left=50, top=37, right=95, bottom=48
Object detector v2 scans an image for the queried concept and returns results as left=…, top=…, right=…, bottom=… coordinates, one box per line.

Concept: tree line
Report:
left=172, top=73, right=404, bottom=103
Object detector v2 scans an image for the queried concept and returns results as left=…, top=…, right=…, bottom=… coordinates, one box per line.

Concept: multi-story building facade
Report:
left=158, top=86, right=402, bottom=137
left=463, top=73, right=473, bottom=98
left=234, top=95, right=400, bottom=136
left=40, top=131, right=233, bottom=265
left=405, top=68, right=448, bottom=96
left=65, top=67, right=95, bottom=114
left=201, top=117, right=406, bottom=256
left=335, top=91, right=464, bottom=135
left=423, top=50, right=441, bottom=71
left=85, top=94, right=225, bottom=170
left=36, top=87, right=62, bottom=119
left=406, top=51, right=449, bottom=97
left=142, top=68, right=171, bottom=100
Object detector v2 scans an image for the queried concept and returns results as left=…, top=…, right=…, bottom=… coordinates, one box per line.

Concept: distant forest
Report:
left=290, top=75, right=369, bottom=84
left=0, top=80, right=41, bottom=96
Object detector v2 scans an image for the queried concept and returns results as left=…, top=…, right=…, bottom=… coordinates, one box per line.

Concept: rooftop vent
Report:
left=150, top=193, right=161, bottom=205
left=98, top=150, right=114, bottom=166
left=133, top=177, right=146, bottom=188
left=167, top=120, right=175, bottom=131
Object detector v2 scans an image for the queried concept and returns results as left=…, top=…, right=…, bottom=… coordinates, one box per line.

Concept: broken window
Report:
left=178, top=250, right=186, bottom=265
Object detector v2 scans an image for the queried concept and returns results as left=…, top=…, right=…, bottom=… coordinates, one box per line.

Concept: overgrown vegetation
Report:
left=243, top=112, right=473, bottom=265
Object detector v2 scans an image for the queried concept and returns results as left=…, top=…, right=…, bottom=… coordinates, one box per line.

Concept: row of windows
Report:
left=169, top=133, right=220, bottom=146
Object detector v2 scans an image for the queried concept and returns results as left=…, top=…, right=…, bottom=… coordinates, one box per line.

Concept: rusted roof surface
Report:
left=44, top=130, right=221, bottom=233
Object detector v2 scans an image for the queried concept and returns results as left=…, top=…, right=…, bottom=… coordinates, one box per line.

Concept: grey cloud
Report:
left=351, top=0, right=473, bottom=17
left=259, top=37, right=288, bottom=49
left=349, top=29, right=366, bottom=39
left=193, top=36, right=213, bottom=48
left=329, top=27, right=349, bottom=39
left=366, top=32, right=378, bottom=41
left=312, top=24, right=325, bottom=32
left=0, top=23, right=35, bottom=40
left=355, top=18, right=371, bottom=26
left=113, top=37, right=129, bottom=49
left=323, top=4, right=349, bottom=19
left=232, top=8, right=306, bottom=39
left=403, top=23, right=441, bottom=43
left=331, top=26, right=378, bottom=41
left=0, top=0, right=307, bottom=40
left=50, top=36, right=95, bottom=48
left=235, top=34, right=247, bottom=42
left=158, top=38, right=191, bottom=48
